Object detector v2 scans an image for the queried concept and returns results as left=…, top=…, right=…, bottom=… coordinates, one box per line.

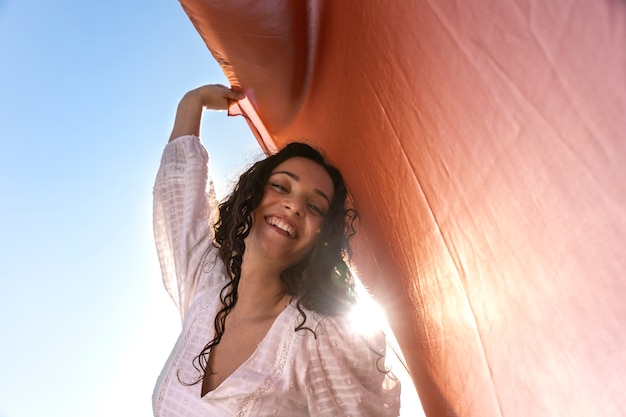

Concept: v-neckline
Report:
left=200, top=300, right=293, bottom=397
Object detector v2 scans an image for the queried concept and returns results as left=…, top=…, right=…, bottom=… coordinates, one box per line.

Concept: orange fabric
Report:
left=179, top=0, right=626, bottom=415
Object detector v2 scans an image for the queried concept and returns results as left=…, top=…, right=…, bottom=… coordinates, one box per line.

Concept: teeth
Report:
left=267, top=217, right=295, bottom=237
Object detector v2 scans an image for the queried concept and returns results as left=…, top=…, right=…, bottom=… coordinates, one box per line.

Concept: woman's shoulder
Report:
left=295, top=305, right=388, bottom=364
left=193, top=245, right=229, bottom=297
left=290, top=303, right=401, bottom=415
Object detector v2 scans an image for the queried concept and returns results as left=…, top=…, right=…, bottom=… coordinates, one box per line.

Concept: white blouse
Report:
left=152, top=135, right=401, bottom=417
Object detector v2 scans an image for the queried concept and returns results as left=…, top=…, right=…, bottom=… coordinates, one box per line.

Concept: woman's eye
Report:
left=308, top=204, right=325, bottom=216
left=271, top=183, right=287, bottom=192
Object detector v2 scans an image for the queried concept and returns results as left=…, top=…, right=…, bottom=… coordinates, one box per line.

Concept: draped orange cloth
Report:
left=178, top=1, right=626, bottom=415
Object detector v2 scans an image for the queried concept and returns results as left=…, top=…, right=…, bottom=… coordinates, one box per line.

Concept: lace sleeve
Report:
left=304, top=316, right=401, bottom=417
left=153, top=135, right=219, bottom=319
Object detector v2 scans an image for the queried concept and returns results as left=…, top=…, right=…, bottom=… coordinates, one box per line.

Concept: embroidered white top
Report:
left=152, top=135, right=401, bottom=417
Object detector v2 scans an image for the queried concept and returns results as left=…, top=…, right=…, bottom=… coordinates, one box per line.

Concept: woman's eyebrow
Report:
left=271, top=170, right=331, bottom=205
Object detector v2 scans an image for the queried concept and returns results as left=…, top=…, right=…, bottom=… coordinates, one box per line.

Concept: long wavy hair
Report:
left=187, top=142, right=358, bottom=383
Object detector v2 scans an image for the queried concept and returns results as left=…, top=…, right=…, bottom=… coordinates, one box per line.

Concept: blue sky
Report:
left=0, top=1, right=258, bottom=416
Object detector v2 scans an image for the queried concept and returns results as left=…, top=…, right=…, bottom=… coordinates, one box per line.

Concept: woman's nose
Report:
left=283, top=198, right=303, bottom=216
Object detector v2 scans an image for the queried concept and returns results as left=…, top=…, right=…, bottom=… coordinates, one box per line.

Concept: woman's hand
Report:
left=190, top=84, right=246, bottom=111
left=169, top=84, right=245, bottom=142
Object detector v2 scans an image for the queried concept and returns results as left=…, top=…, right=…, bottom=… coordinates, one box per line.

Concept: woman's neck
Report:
left=233, top=255, right=289, bottom=320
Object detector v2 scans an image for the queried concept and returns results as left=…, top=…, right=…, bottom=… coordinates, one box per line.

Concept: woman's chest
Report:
left=155, top=300, right=311, bottom=417
left=202, top=316, right=278, bottom=394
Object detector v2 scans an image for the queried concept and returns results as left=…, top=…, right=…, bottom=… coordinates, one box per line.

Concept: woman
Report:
left=152, top=84, right=401, bottom=416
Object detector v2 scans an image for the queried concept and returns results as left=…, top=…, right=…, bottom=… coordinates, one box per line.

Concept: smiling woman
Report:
left=248, top=157, right=334, bottom=265
left=151, top=84, right=401, bottom=416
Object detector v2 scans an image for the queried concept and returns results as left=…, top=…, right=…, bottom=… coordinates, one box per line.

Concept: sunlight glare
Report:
left=350, top=274, right=425, bottom=417
left=350, top=287, right=390, bottom=336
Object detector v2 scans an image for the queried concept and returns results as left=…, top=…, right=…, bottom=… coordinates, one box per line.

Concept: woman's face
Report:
left=247, top=157, right=335, bottom=268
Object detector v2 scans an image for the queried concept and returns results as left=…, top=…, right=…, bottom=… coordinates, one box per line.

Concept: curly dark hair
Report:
left=187, top=142, right=358, bottom=384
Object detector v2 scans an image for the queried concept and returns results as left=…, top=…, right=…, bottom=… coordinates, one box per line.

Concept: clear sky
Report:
left=0, top=2, right=420, bottom=416
left=0, top=1, right=259, bottom=416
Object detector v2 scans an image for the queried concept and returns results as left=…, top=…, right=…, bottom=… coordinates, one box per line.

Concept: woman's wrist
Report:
left=168, top=84, right=245, bottom=142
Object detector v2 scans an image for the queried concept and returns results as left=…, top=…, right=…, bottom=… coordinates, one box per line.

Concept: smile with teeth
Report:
left=266, top=216, right=297, bottom=238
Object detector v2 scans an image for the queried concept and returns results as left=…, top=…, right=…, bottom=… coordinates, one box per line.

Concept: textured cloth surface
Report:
left=152, top=135, right=400, bottom=417
left=177, top=1, right=626, bottom=415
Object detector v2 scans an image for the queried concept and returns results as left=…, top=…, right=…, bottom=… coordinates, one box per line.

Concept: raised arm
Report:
left=169, top=84, right=246, bottom=142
